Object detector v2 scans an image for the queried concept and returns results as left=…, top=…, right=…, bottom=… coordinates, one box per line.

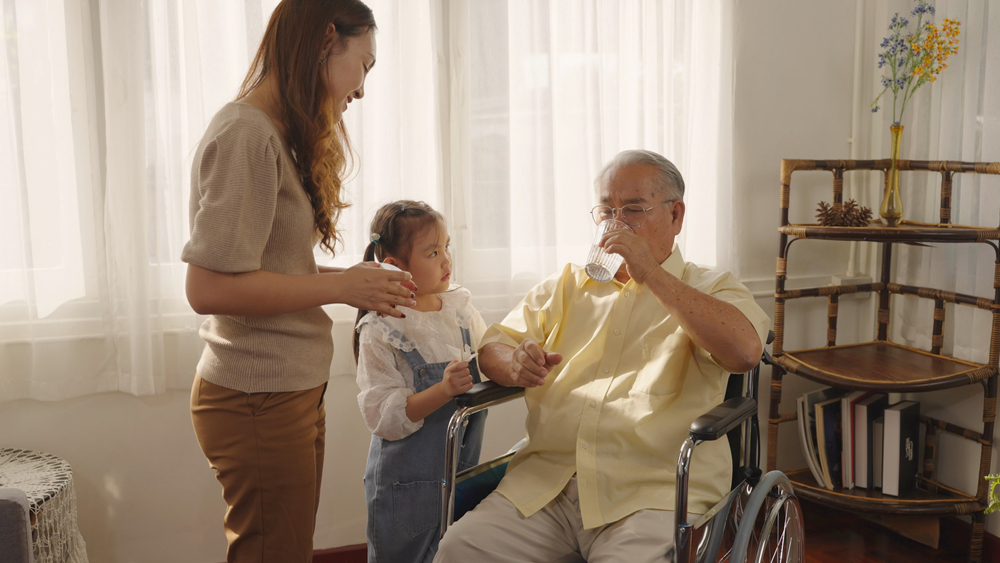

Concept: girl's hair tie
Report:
left=370, top=233, right=380, bottom=244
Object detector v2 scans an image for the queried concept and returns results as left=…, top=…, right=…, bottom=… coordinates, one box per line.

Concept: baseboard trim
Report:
left=313, top=544, right=366, bottom=563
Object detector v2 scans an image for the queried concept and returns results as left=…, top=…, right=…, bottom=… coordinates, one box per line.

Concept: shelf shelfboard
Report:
left=779, top=221, right=1000, bottom=242
left=786, top=469, right=981, bottom=516
left=774, top=341, right=992, bottom=392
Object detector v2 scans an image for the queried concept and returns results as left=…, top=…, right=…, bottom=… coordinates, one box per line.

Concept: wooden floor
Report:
left=801, top=499, right=975, bottom=563
left=317, top=500, right=989, bottom=563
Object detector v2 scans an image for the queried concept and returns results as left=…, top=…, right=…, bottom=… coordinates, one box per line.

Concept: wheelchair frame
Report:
left=439, top=335, right=803, bottom=563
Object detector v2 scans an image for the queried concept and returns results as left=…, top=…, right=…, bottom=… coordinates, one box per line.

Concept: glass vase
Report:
left=880, top=124, right=904, bottom=227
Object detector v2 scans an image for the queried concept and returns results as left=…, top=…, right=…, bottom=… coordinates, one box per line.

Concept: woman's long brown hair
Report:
left=238, top=0, right=376, bottom=255
left=353, top=201, right=444, bottom=362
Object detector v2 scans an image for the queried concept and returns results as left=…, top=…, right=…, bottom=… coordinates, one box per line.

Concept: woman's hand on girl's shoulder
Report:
left=335, top=262, right=417, bottom=318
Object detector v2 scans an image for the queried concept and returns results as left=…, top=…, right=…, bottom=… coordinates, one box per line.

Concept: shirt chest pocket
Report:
left=635, top=332, right=692, bottom=395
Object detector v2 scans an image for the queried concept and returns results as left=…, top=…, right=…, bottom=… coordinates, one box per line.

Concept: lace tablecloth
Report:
left=0, top=448, right=88, bottom=563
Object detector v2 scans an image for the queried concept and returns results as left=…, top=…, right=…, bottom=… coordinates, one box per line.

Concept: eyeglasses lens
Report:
left=592, top=205, right=643, bottom=228
left=620, top=205, right=644, bottom=227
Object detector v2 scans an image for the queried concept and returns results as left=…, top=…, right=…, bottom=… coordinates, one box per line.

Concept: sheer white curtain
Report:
left=0, top=0, right=733, bottom=402
left=1, top=0, right=106, bottom=400
left=850, top=0, right=999, bottom=360
left=336, top=0, right=735, bottom=322
left=0, top=0, right=277, bottom=401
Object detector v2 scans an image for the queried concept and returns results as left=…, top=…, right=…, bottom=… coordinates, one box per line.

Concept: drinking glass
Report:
left=585, top=219, right=629, bottom=283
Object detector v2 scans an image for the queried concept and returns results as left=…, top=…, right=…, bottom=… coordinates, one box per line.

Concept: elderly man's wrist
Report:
left=633, top=263, right=659, bottom=284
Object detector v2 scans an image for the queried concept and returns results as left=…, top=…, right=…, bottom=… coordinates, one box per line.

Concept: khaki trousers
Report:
left=191, top=375, right=327, bottom=563
left=434, top=477, right=674, bottom=563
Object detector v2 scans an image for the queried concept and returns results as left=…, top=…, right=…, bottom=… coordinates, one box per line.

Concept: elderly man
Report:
left=435, top=150, right=770, bottom=563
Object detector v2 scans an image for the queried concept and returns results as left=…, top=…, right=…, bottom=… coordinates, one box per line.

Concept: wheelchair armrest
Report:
left=761, top=330, right=777, bottom=367
left=455, top=381, right=525, bottom=408
left=762, top=348, right=776, bottom=366
left=689, top=396, right=757, bottom=442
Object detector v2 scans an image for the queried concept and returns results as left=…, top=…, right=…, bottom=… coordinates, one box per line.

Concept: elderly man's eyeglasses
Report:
left=591, top=200, right=675, bottom=228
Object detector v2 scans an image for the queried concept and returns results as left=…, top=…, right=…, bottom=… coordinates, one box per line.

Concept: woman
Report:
left=181, top=1, right=412, bottom=561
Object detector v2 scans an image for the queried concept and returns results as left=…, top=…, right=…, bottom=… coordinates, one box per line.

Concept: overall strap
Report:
left=461, top=327, right=483, bottom=384
left=390, top=330, right=429, bottom=371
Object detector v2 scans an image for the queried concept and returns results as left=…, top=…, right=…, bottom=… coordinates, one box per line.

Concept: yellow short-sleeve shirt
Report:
left=481, top=245, right=771, bottom=529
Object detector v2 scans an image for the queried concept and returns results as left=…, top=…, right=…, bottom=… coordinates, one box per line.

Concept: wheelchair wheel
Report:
left=728, top=471, right=804, bottom=563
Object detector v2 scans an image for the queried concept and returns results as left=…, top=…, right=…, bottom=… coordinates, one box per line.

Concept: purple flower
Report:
left=912, top=1, right=935, bottom=16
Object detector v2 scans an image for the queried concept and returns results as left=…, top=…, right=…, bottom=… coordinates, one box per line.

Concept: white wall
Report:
left=2, top=2, right=995, bottom=561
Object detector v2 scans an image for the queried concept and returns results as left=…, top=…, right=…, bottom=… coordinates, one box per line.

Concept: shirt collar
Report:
left=661, top=243, right=686, bottom=280
left=625, top=243, right=686, bottom=288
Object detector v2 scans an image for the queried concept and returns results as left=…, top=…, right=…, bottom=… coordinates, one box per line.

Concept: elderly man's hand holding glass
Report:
left=585, top=201, right=674, bottom=283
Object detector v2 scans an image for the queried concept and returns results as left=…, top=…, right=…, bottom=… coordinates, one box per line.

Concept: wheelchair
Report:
left=439, top=331, right=804, bottom=563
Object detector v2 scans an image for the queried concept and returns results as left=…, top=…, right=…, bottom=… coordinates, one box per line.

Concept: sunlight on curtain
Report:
left=328, top=0, right=733, bottom=322
left=852, top=0, right=998, bottom=362
left=0, top=0, right=102, bottom=400
left=0, top=0, right=270, bottom=401
left=468, top=0, right=732, bottom=318
left=98, top=0, right=263, bottom=395
left=0, top=0, right=87, bottom=319
left=1, top=0, right=732, bottom=401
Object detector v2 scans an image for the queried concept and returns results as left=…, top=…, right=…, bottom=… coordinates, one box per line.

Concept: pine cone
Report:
left=816, top=199, right=872, bottom=227
left=843, top=199, right=873, bottom=227
left=816, top=201, right=835, bottom=226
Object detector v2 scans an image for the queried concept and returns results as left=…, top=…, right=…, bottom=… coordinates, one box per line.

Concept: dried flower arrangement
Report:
left=815, top=200, right=874, bottom=227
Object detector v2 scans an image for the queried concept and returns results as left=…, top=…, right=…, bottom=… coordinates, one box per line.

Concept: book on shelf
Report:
left=882, top=400, right=920, bottom=497
left=873, top=416, right=884, bottom=489
left=840, top=391, right=871, bottom=489
left=853, top=393, right=889, bottom=489
left=802, top=387, right=845, bottom=489
left=796, top=396, right=825, bottom=487
left=815, top=397, right=844, bottom=491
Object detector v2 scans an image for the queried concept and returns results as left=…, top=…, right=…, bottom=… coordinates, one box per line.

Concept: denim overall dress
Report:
left=364, top=326, right=487, bottom=563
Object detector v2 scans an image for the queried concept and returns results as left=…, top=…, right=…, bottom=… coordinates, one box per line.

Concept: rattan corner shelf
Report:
left=767, top=159, right=1000, bottom=563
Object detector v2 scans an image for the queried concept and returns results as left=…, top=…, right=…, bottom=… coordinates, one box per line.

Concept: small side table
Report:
left=0, top=449, right=88, bottom=563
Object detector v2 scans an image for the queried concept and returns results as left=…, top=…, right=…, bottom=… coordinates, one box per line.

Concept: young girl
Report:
left=353, top=200, right=488, bottom=563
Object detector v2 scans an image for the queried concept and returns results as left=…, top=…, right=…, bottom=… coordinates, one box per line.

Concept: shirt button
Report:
left=590, top=401, right=597, bottom=407
left=603, top=368, right=609, bottom=374
left=625, top=291, right=631, bottom=297
left=613, top=329, right=620, bottom=335
left=582, top=442, right=589, bottom=449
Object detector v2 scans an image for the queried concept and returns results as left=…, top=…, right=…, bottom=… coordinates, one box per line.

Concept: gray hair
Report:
left=594, top=150, right=685, bottom=201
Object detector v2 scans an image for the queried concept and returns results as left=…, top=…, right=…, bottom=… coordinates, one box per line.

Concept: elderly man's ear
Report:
left=669, top=200, right=685, bottom=233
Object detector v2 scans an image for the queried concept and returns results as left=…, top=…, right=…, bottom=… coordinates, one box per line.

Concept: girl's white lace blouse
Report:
left=356, top=287, right=488, bottom=440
